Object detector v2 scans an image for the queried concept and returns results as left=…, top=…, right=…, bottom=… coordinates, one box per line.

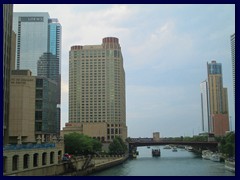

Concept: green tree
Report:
left=217, top=132, right=235, bottom=158
left=64, top=133, right=102, bottom=155
left=109, top=136, right=127, bottom=155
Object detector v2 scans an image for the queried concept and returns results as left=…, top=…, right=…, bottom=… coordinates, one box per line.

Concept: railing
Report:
left=3, top=143, right=56, bottom=151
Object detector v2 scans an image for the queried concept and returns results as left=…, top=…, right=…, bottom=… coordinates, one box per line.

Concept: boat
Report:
left=132, top=153, right=137, bottom=158
left=210, top=153, right=220, bottom=162
left=185, top=146, right=193, bottom=152
left=202, top=150, right=212, bottom=160
left=225, top=158, right=235, bottom=173
left=163, top=145, right=171, bottom=149
left=147, top=146, right=150, bottom=149
left=152, top=149, right=161, bottom=157
left=172, top=147, right=177, bottom=152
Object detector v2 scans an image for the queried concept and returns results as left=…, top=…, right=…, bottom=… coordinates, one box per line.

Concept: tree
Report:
left=109, top=136, right=128, bottom=155
left=64, top=133, right=102, bottom=155
left=217, top=132, right=235, bottom=158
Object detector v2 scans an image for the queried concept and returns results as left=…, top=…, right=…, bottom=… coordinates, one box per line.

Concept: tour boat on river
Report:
left=172, top=147, right=178, bottom=152
left=210, top=153, right=221, bottom=162
left=152, top=149, right=161, bottom=157
left=202, top=150, right=212, bottom=160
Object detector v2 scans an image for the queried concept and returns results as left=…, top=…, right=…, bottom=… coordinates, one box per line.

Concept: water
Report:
left=91, top=146, right=235, bottom=176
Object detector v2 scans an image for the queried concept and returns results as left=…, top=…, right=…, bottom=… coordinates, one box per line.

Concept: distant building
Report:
left=153, top=132, right=160, bottom=142
left=3, top=4, right=14, bottom=145
left=200, top=80, right=210, bottom=132
left=63, top=37, right=127, bottom=141
left=206, top=60, right=229, bottom=136
left=212, top=114, right=229, bottom=137
left=230, top=33, right=235, bottom=108
left=207, top=61, right=224, bottom=114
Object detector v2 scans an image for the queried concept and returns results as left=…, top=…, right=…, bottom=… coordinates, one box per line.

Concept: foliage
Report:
left=217, top=132, right=235, bottom=157
left=109, top=136, right=128, bottom=155
left=64, top=132, right=102, bottom=155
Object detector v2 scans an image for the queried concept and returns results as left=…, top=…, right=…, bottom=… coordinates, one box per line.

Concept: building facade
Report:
left=35, top=77, right=57, bottom=141
left=207, top=60, right=229, bottom=136
left=65, top=37, right=127, bottom=141
left=212, top=114, right=229, bottom=137
left=3, top=4, right=14, bottom=145
left=9, top=70, right=36, bottom=143
left=200, top=80, right=210, bottom=132
left=9, top=70, right=58, bottom=143
left=230, top=33, right=235, bottom=107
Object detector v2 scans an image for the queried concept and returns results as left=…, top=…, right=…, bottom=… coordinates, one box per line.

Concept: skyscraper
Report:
left=3, top=4, right=13, bottom=145
left=65, top=37, right=127, bottom=141
left=207, top=60, right=229, bottom=136
left=13, top=13, right=62, bottom=135
left=13, top=12, right=50, bottom=75
left=37, top=52, right=60, bottom=135
left=200, top=80, right=210, bottom=132
left=48, top=18, right=62, bottom=133
left=207, top=60, right=224, bottom=114
left=230, top=33, right=235, bottom=106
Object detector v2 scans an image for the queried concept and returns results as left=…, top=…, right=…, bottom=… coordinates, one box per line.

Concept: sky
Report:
left=13, top=4, right=235, bottom=138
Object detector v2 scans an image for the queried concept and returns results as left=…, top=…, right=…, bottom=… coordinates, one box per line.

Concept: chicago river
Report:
left=91, top=146, right=235, bottom=176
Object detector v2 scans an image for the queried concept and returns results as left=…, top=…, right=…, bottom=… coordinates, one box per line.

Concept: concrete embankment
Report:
left=65, top=155, right=129, bottom=176
left=5, top=155, right=128, bottom=176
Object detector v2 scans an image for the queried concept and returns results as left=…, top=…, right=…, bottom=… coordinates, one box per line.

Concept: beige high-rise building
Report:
left=65, top=37, right=127, bottom=142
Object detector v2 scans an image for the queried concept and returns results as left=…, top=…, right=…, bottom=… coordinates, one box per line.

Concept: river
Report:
left=91, top=146, right=235, bottom=176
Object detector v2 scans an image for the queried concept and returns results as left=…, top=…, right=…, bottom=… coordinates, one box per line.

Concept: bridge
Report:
left=127, top=138, right=219, bottom=152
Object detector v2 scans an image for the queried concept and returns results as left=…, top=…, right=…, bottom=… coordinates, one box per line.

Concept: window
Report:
left=23, top=154, right=29, bottom=169
left=35, top=111, right=42, bottom=120
left=12, top=155, right=19, bottom=171
left=35, top=100, right=42, bottom=109
left=33, top=153, right=38, bottom=167
left=35, top=122, right=42, bottom=131
left=36, top=79, right=43, bottom=88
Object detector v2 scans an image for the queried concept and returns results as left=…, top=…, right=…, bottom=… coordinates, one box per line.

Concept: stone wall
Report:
left=4, top=154, right=128, bottom=176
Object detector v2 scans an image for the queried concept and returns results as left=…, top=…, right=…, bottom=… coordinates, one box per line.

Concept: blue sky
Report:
left=14, top=4, right=235, bottom=137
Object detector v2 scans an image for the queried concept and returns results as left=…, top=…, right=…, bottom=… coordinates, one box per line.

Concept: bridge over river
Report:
left=127, top=138, right=219, bottom=152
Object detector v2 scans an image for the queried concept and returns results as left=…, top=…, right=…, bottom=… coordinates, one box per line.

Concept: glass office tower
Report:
left=200, top=80, right=210, bottom=133
left=13, top=12, right=50, bottom=75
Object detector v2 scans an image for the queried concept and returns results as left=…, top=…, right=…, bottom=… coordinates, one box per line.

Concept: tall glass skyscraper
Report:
left=48, top=18, right=62, bottom=134
left=13, top=12, right=50, bottom=75
left=200, top=80, right=210, bottom=132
